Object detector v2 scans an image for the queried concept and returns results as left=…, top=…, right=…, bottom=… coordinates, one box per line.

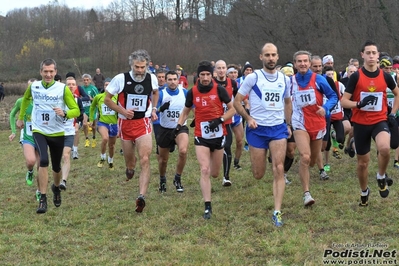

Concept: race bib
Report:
left=359, top=91, right=382, bottom=112
left=126, top=94, right=148, bottom=112
left=295, top=89, right=316, bottom=108
left=200, top=121, right=223, bottom=139
left=101, top=103, right=115, bottom=116
left=35, top=110, right=56, bottom=127
left=331, top=101, right=342, bottom=114
left=261, top=88, right=283, bottom=110
left=82, top=101, right=91, bottom=107
left=26, top=122, right=33, bottom=136
left=164, top=108, right=180, bottom=122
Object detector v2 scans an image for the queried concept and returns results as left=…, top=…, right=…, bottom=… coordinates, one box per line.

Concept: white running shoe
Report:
left=222, top=178, right=232, bottom=187
left=303, top=192, right=315, bottom=206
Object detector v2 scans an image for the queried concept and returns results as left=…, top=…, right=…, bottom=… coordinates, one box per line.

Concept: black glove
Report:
left=356, top=95, right=377, bottom=109
left=208, top=118, right=223, bottom=131
left=159, top=101, right=170, bottom=112
left=190, top=119, right=195, bottom=128
left=388, top=113, right=399, bottom=149
left=173, top=124, right=182, bottom=138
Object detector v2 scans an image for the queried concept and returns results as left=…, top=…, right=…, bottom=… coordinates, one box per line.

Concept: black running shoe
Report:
left=135, top=195, right=146, bottom=213
left=51, top=184, right=62, bottom=207
left=377, top=178, right=389, bottom=198
left=173, top=179, right=184, bottom=193
left=233, top=164, right=242, bottom=170
left=59, top=180, right=67, bottom=191
left=37, top=196, right=48, bottom=214
left=203, top=209, right=212, bottom=219
left=159, top=180, right=166, bottom=193
left=359, top=188, right=369, bottom=207
left=385, top=173, right=393, bottom=186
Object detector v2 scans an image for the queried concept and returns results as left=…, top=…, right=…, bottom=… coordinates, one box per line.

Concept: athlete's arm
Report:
left=317, top=75, right=338, bottom=115
left=90, top=94, right=100, bottom=121
left=341, top=72, right=360, bottom=109
left=17, top=85, right=32, bottom=128
left=63, top=88, right=80, bottom=119
left=9, top=98, right=22, bottom=135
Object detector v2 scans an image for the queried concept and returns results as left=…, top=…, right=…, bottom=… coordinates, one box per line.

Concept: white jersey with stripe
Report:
left=64, top=97, right=78, bottom=136
left=238, top=69, right=291, bottom=126
left=159, top=88, right=187, bottom=129
left=31, top=81, right=66, bottom=135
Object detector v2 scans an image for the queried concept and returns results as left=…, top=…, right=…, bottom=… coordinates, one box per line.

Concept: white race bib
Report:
left=331, top=101, right=342, bottom=114
left=295, top=89, right=316, bottom=108
left=164, top=108, right=180, bottom=123
left=101, top=103, right=115, bottom=116
left=126, top=94, right=148, bottom=112
left=35, top=110, right=56, bottom=127
left=261, top=88, right=283, bottom=110
left=26, top=122, right=33, bottom=136
left=200, top=121, right=223, bottom=139
left=359, top=91, right=382, bottom=112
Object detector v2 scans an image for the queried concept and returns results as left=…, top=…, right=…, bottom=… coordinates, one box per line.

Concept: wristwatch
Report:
left=220, top=117, right=225, bottom=122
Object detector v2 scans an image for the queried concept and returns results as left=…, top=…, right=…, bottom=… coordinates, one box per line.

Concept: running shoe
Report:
left=377, top=177, right=389, bottom=198
left=109, top=163, right=114, bottom=171
left=125, top=168, right=135, bottom=181
left=51, top=184, right=62, bottom=207
left=72, top=150, right=79, bottom=159
left=320, top=170, right=329, bottom=180
left=36, top=196, right=47, bottom=214
left=394, top=161, right=399, bottom=169
left=323, top=164, right=331, bottom=172
left=233, top=164, right=242, bottom=170
left=173, top=179, right=184, bottom=193
left=135, top=195, right=146, bottom=213
left=203, top=209, right=212, bottom=219
left=303, top=192, right=315, bottom=206
left=344, top=138, right=356, bottom=158
left=222, top=177, right=232, bottom=187
left=26, top=171, right=33, bottom=186
left=159, top=180, right=166, bottom=193
left=59, top=180, right=67, bottom=191
left=284, top=174, right=291, bottom=185
left=35, top=190, right=41, bottom=202
left=85, top=139, right=90, bottom=147
left=97, top=159, right=105, bottom=168
left=386, top=173, right=393, bottom=186
left=91, top=139, right=97, bottom=148
left=272, top=212, right=283, bottom=227
left=359, top=187, right=369, bottom=207
left=332, top=149, right=342, bottom=159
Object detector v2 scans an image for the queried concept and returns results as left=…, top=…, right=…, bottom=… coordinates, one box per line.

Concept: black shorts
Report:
left=194, top=136, right=225, bottom=152
left=343, top=108, right=352, bottom=123
left=287, top=126, right=295, bottom=143
left=353, top=121, right=389, bottom=155
left=157, top=125, right=189, bottom=149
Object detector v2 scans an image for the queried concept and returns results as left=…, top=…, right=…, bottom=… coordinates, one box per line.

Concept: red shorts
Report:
left=118, top=117, right=152, bottom=142
left=307, top=128, right=326, bottom=141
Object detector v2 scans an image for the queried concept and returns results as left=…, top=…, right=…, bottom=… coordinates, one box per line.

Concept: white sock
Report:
left=101, top=153, right=106, bottom=160
left=108, top=157, right=113, bottom=163
left=73, top=146, right=78, bottom=152
left=376, top=173, right=385, bottom=180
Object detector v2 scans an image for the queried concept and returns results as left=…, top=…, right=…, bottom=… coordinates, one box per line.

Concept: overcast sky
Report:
left=1, top=0, right=113, bottom=16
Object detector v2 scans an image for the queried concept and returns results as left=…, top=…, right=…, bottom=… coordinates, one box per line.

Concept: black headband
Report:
left=197, top=65, right=214, bottom=76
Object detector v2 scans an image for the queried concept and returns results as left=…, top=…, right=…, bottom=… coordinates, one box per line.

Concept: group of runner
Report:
left=10, top=42, right=399, bottom=226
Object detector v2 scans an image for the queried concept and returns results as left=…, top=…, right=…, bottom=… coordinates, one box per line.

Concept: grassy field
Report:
left=0, top=96, right=398, bottom=265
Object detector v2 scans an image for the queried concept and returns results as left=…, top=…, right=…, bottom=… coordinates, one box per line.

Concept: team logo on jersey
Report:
left=127, top=81, right=132, bottom=85
left=195, top=97, right=200, bottom=102
left=202, top=98, right=207, bottom=106
left=134, top=84, right=145, bottom=94
left=278, top=83, right=284, bottom=89
left=368, top=86, right=376, bottom=92
left=209, top=95, right=217, bottom=101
